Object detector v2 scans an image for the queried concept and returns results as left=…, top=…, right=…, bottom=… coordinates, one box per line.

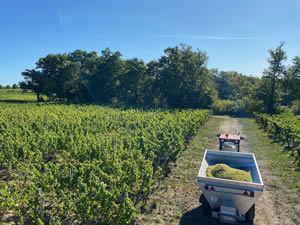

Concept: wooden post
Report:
left=38, top=188, right=44, bottom=221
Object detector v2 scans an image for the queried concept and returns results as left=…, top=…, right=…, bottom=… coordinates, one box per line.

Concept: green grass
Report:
left=135, top=116, right=300, bottom=225
left=0, top=89, right=38, bottom=102
left=0, top=89, right=23, bottom=92
left=135, top=117, right=221, bottom=225
left=238, top=118, right=300, bottom=220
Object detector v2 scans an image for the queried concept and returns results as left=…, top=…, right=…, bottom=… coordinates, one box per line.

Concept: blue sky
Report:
left=1, top=0, right=300, bottom=85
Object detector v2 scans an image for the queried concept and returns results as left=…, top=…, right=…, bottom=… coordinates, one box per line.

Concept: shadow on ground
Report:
left=179, top=205, right=216, bottom=225
left=179, top=206, right=254, bottom=225
left=0, top=99, right=37, bottom=104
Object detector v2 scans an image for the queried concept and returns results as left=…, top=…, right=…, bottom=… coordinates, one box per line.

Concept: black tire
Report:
left=219, top=142, right=223, bottom=151
left=246, top=205, right=255, bottom=222
left=237, top=143, right=240, bottom=152
left=200, top=194, right=211, bottom=214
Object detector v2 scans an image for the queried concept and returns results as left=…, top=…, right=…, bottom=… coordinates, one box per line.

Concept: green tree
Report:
left=12, top=83, right=18, bottom=89
left=249, top=77, right=272, bottom=113
left=20, top=69, right=44, bottom=101
left=144, top=60, right=161, bottom=106
left=68, top=50, right=99, bottom=101
left=214, top=71, right=236, bottom=100
left=282, top=56, right=300, bottom=104
left=89, top=48, right=125, bottom=103
left=263, top=42, right=287, bottom=114
left=21, top=50, right=100, bottom=103
left=214, top=71, right=259, bottom=102
left=36, top=53, right=69, bottom=100
left=121, top=58, right=146, bottom=105
left=5, top=85, right=11, bottom=89
left=61, top=62, right=82, bottom=101
left=155, top=44, right=216, bottom=108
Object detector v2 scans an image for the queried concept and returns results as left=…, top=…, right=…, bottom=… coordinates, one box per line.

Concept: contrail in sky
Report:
left=57, top=9, right=67, bottom=47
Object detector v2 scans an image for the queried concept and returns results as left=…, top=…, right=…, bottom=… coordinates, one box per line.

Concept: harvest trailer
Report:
left=197, top=150, right=264, bottom=224
left=217, top=133, right=244, bottom=152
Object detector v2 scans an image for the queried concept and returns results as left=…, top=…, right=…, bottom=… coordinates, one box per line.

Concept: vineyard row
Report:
left=0, top=104, right=211, bottom=225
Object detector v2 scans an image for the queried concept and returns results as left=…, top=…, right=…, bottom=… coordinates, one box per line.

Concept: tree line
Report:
left=0, top=84, right=18, bottom=89
left=213, top=42, right=300, bottom=115
left=252, top=42, right=300, bottom=114
left=19, top=43, right=300, bottom=114
left=19, top=44, right=215, bottom=108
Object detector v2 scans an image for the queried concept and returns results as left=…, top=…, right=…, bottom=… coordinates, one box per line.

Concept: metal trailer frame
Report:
left=218, top=134, right=242, bottom=152
left=197, top=150, right=264, bottom=224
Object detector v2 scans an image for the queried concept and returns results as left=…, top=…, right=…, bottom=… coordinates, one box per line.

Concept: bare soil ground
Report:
left=135, top=116, right=299, bottom=225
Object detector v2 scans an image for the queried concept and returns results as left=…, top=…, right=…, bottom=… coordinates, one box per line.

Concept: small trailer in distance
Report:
left=217, top=133, right=245, bottom=152
left=197, top=150, right=264, bottom=224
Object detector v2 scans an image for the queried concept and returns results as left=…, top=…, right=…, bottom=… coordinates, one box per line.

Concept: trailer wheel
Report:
left=200, top=194, right=210, bottom=215
left=237, top=143, right=240, bottom=152
left=246, top=205, right=255, bottom=221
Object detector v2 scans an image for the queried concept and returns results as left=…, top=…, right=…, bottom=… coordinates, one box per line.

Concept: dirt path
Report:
left=135, top=118, right=220, bottom=225
left=217, top=116, right=295, bottom=225
left=135, top=116, right=298, bottom=225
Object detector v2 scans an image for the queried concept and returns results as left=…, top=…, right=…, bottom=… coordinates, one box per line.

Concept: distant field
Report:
left=0, top=89, right=38, bottom=102
left=0, top=89, right=23, bottom=92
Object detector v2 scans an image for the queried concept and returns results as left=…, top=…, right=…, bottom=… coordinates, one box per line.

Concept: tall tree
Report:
left=121, top=58, right=146, bottom=105
left=282, top=56, right=300, bottom=104
left=36, top=53, right=69, bottom=100
left=263, top=42, right=287, bottom=114
left=60, top=62, right=82, bottom=101
left=214, top=71, right=236, bottom=100
left=144, top=60, right=161, bottom=106
left=155, top=44, right=215, bottom=108
left=68, top=50, right=99, bottom=101
left=89, top=49, right=124, bottom=103
left=20, top=69, right=44, bottom=101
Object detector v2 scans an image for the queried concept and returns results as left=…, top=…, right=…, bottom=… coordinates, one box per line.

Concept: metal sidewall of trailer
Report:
left=219, top=142, right=240, bottom=152
left=199, top=184, right=262, bottom=216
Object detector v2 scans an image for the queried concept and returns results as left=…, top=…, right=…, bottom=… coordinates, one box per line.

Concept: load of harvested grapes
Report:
left=206, top=163, right=251, bottom=182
